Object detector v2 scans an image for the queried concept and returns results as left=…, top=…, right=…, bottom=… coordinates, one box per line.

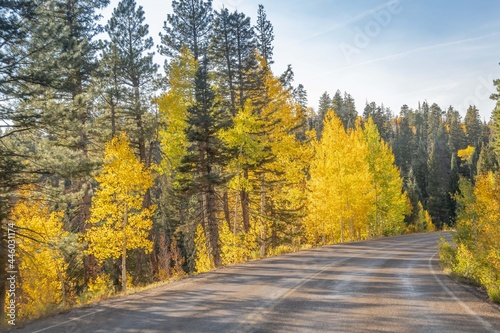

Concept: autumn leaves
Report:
left=305, top=112, right=409, bottom=245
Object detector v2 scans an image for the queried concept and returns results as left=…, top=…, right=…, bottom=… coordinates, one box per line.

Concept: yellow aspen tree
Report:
left=84, top=132, right=154, bottom=292
left=306, top=111, right=373, bottom=245
left=471, top=172, right=500, bottom=300
left=218, top=101, right=265, bottom=235
left=362, top=118, right=409, bottom=237
left=9, top=188, right=68, bottom=321
left=156, top=46, right=197, bottom=178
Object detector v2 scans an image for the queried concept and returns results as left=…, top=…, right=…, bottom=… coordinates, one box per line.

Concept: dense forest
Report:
left=1, top=0, right=500, bottom=323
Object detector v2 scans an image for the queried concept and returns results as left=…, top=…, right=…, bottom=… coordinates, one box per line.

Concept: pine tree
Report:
left=491, top=72, right=500, bottom=157
left=316, top=91, right=331, bottom=138
left=343, top=92, right=358, bottom=129
left=426, top=123, right=451, bottom=228
left=85, top=133, right=154, bottom=292
left=393, top=114, right=414, bottom=176
left=210, top=8, right=256, bottom=115
left=5, top=0, right=111, bottom=294
left=476, top=143, right=498, bottom=175
left=99, top=42, right=123, bottom=138
left=464, top=105, right=482, bottom=148
left=178, top=60, right=230, bottom=268
left=254, top=4, right=274, bottom=66
left=105, top=0, right=159, bottom=167
left=331, top=90, right=344, bottom=124
left=293, top=84, right=308, bottom=109
left=427, top=103, right=443, bottom=149
left=363, top=102, right=391, bottom=142
left=0, top=0, right=39, bottom=97
left=0, top=2, right=58, bottom=318
left=160, top=0, right=213, bottom=61
left=448, top=108, right=467, bottom=152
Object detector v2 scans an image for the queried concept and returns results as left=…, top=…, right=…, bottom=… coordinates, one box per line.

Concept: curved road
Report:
left=11, top=232, right=500, bottom=332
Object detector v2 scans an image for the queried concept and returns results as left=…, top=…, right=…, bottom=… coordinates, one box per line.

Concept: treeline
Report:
left=0, top=0, right=498, bottom=323
left=315, top=93, right=496, bottom=229
left=438, top=86, right=500, bottom=302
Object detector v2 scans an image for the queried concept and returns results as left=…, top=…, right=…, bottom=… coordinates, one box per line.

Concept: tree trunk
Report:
left=222, top=190, right=231, bottom=227
left=207, top=185, right=221, bottom=267
left=122, top=203, right=128, bottom=293
left=240, top=169, right=250, bottom=232
left=260, top=173, right=266, bottom=257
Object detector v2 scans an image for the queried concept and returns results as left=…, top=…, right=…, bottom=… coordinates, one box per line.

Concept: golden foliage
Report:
left=194, top=224, right=215, bottom=273
left=219, top=221, right=254, bottom=265
left=305, top=111, right=373, bottom=245
left=457, top=146, right=475, bottom=162
left=8, top=188, right=68, bottom=321
left=156, top=47, right=197, bottom=178
left=442, top=172, right=500, bottom=302
left=85, top=132, right=154, bottom=262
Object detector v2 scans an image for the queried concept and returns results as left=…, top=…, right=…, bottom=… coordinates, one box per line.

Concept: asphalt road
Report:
left=10, top=232, right=500, bottom=333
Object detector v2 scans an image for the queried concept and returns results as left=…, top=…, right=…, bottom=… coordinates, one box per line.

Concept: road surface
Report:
left=10, top=232, right=500, bottom=332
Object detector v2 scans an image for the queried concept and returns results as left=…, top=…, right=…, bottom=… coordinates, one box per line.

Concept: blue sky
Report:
left=102, top=0, right=500, bottom=120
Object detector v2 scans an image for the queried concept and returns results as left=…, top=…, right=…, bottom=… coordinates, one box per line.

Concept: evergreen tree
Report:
left=220, top=60, right=308, bottom=255
left=105, top=0, right=159, bottom=167
left=160, top=0, right=213, bottom=61
left=491, top=71, right=500, bottom=157
left=427, top=103, right=443, bottom=147
left=155, top=47, right=198, bottom=277
left=316, top=91, right=331, bottom=138
left=343, top=92, right=358, bottom=129
left=331, top=90, right=344, bottom=125
left=393, top=114, right=414, bottom=176
left=448, top=108, right=467, bottom=152
left=363, top=102, right=391, bottom=141
left=254, top=4, right=274, bottom=65
left=211, top=8, right=255, bottom=114
left=7, top=0, right=111, bottom=294
left=426, top=123, right=451, bottom=228
left=0, top=0, right=40, bottom=97
left=464, top=105, right=482, bottom=148
left=178, top=60, right=230, bottom=267
left=404, top=168, right=423, bottom=228
left=99, top=41, right=123, bottom=138
left=278, top=64, right=293, bottom=88
left=477, top=143, right=498, bottom=175
left=293, top=84, right=308, bottom=109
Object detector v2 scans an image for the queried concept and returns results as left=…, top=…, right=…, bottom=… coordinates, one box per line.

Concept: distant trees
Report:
left=439, top=67, right=500, bottom=303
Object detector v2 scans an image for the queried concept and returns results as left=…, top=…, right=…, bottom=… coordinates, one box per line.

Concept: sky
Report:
left=101, top=0, right=500, bottom=120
